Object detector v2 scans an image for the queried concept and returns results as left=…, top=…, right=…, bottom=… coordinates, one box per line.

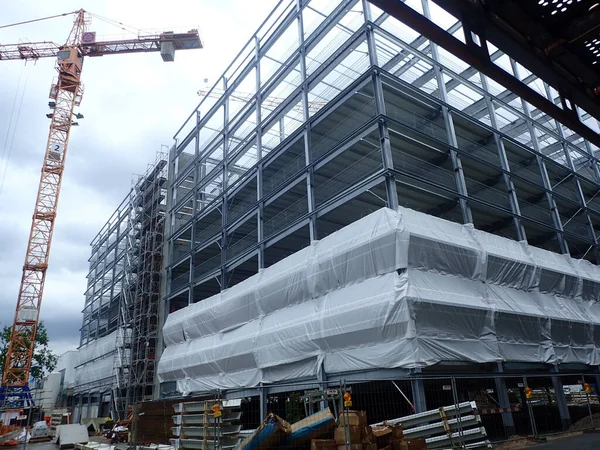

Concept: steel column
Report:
left=510, top=59, right=570, bottom=254
left=364, top=0, right=398, bottom=210
left=494, top=362, right=517, bottom=436
left=478, top=73, right=527, bottom=241
left=550, top=366, right=571, bottom=431
left=255, top=36, right=265, bottom=270
left=542, top=82, right=599, bottom=262
left=298, top=0, right=317, bottom=241
left=411, top=375, right=427, bottom=414
left=422, top=0, right=472, bottom=224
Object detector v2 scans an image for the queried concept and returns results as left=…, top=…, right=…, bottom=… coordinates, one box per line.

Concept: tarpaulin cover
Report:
left=158, top=206, right=600, bottom=393
left=281, top=409, right=335, bottom=447
left=237, top=413, right=291, bottom=450
left=74, top=329, right=130, bottom=390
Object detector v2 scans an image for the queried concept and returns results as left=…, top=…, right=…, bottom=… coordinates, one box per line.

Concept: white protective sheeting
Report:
left=74, top=329, right=122, bottom=390
left=159, top=206, right=600, bottom=393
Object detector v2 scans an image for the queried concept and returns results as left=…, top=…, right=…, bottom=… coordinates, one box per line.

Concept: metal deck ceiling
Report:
left=371, top=0, right=600, bottom=148
left=488, top=0, right=600, bottom=93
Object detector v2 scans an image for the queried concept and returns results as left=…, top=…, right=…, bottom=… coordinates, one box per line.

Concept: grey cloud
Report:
left=0, top=0, right=278, bottom=355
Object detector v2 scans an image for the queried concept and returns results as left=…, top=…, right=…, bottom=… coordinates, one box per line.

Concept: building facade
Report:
left=164, top=0, right=600, bottom=313
left=158, top=0, right=600, bottom=404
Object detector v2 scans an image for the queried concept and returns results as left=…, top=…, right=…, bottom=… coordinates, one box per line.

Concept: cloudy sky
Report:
left=0, top=0, right=278, bottom=356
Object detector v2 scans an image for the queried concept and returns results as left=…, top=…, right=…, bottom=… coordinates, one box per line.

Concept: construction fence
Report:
left=136, top=373, right=600, bottom=449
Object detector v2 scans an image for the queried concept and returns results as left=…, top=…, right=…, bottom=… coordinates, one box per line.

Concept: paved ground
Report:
left=530, top=432, right=600, bottom=449
left=15, top=433, right=600, bottom=450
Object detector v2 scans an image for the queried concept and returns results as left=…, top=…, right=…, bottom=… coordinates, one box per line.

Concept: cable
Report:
left=87, top=12, right=141, bottom=36
left=0, top=64, right=24, bottom=167
left=0, top=11, right=77, bottom=30
left=0, top=63, right=30, bottom=201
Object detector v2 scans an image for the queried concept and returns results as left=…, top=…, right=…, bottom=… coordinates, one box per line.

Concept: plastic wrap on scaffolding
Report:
left=158, top=206, right=600, bottom=392
left=74, top=329, right=130, bottom=391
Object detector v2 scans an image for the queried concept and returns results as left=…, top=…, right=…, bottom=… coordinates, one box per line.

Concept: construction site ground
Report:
left=495, top=431, right=600, bottom=449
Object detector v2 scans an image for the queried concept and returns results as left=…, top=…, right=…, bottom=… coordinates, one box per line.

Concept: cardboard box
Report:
left=371, top=426, right=392, bottom=448
left=364, top=444, right=377, bottom=450
left=311, top=439, right=337, bottom=450
left=389, top=425, right=403, bottom=440
left=338, top=411, right=360, bottom=427
left=336, top=445, right=362, bottom=450
left=362, top=426, right=374, bottom=444
left=404, top=439, right=426, bottom=450
left=334, top=426, right=361, bottom=444
left=392, top=440, right=407, bottom=450
left=338, top=411, right=367, bottom=427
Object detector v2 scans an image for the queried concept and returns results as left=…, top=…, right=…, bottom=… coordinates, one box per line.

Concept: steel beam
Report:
left=369, top=0, right=600, bottom=150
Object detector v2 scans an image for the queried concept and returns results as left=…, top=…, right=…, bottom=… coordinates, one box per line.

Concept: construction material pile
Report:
left=236, top=409, right=418, bottom=450
left=237, top=402, right=489, bottom=450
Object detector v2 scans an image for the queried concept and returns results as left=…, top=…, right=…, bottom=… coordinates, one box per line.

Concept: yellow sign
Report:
left=343, top=392, right=352, bottom=407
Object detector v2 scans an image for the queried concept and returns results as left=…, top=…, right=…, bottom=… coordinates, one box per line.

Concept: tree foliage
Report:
left=0, top=321, right=58, bottom=382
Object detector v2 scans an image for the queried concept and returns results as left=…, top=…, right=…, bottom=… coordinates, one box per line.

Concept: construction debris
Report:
left=29, top=420, right=51, bottom=443
left=55, top=424, right=90, bottom=449
left=282, top=409, right=336, bottom=447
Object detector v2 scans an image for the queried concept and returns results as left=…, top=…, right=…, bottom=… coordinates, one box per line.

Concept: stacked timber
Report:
left=136, top=400, right=178, bottom=445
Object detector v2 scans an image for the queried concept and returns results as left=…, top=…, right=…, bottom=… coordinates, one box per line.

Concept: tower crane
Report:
left=0, top=9, right=201, bottom=409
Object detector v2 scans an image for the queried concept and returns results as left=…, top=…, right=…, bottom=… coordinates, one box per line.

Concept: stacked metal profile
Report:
left=170, top=400, right=243, bottom=450
left=373, top=402, right=490, bottom=449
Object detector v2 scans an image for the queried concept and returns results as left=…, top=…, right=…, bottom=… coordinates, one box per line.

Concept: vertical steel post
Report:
left=411, top=373, right=427, bottom=414
left=363, top=0, right=398, bottom=210
left=494, top=363, right=517, bottom=437
left=297, top=0, right=317, bottom=241
left=421, top=0, right=472, bottom=224
left=479, top=74, right=527, bottom=241
left=509, top=59, right=569, bottom=254
left=543, top=81, right=599, bottom=262
left=582, top=374, right=595, bottom=430
left=255, top=36, right=265, bottom=269
left=550, top=368, right=571, bottom=431
left=523, top=375, right=538, bottom=438
left=450, top=377, right=465, bottom=448
left=220, top=77, right=230, bottom=288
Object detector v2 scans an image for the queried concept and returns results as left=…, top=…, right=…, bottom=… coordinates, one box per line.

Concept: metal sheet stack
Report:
left=170, top=400, right=243, bottom=450
left=371, top=401, right=491, bottom=450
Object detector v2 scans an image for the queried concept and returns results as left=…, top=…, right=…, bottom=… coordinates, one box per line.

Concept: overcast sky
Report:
left=0, top=0, right=278, bottom=357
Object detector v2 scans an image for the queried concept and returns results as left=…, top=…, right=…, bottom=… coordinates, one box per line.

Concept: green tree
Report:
left=285, top=392, right=305, bottom=424
left=0, top=321, right=58, bottom=383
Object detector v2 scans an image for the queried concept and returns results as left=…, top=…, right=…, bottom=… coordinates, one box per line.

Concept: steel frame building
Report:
left=74, top=154, right=167, bottom=420
left=165, top=0, right=600, bottom=317
left=156, top=3, right=600, bottom=441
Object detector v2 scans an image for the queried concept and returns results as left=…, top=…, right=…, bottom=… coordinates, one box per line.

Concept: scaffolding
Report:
left=75, top=153, right=167, bottom=421
left=126, top=153, right=168, bottom=409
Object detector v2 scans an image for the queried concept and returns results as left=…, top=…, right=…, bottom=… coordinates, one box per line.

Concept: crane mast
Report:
left=2, top=11, right=87, bottom=404
left=0, top=9, right=201, bottom=409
